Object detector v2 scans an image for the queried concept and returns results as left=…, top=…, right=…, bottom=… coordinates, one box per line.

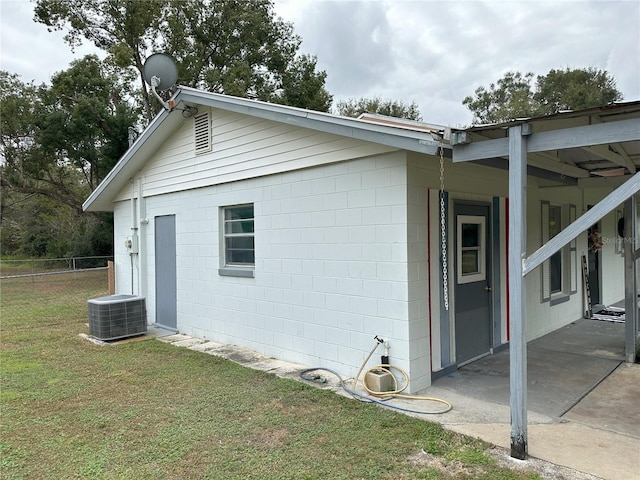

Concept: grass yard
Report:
left=0, top=272, right=540, bottom=479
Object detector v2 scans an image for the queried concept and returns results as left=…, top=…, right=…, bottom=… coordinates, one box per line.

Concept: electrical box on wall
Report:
left=124, top=235, right=139, bottom=254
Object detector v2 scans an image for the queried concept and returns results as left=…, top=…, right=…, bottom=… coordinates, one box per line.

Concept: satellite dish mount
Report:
left=143, top=53, right=178, bottom=111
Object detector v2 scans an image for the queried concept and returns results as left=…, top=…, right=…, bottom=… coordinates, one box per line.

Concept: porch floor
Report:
left=419, top=318, right=639, bottom=480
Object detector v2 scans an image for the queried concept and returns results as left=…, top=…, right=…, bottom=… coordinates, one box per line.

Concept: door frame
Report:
left=453, top=200, right=493, bottom=366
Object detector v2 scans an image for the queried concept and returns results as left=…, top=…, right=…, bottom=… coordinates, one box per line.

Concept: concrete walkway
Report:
left=143, top=324, right=639, bottom=480
left=418, top=363, right=640, bottom=480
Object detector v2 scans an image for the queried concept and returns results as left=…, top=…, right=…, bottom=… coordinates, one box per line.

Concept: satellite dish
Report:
left=143, top=53, right=178, bottom=90
left=143, top=53, right=178, bottom=111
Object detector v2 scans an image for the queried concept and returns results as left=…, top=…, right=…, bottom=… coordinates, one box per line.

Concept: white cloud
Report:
left=276, top=0, right=640, bottom=125
left=2, top=0, right=638, bottom=127
left=0, top=0, right=104, bottom=85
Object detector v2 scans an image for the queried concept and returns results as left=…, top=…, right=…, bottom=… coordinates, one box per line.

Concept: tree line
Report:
left=0, top=0, right=623, bottom=259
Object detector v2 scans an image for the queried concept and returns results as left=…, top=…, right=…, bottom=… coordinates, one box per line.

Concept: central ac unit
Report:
left=88, top=294, right=147, bottom=341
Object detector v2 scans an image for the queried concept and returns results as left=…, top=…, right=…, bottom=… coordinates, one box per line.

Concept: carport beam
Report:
left=508, top=124, right=529, bottom=460
left=623, top=196, right=638, bottom=363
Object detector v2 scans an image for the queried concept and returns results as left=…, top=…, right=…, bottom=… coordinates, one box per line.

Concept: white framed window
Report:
left=541, top=201, right=577, bottom=303
left=548, top=204, right=563, bottom=294
left=457, top=215, right=486, bottom=284
left=222, top=204, right=254, bottom=267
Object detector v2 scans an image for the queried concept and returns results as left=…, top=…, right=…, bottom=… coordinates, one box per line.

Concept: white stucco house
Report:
left=83, top=88, right=640, bottom=393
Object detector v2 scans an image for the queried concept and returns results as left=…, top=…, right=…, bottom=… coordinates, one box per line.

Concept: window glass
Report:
left=461, top=250, right=479, bottom=275
left=223, top=204, right=254, bottom=266
left=225, top=220, right=254, bottom=234
left=549, top=205, right=562, bottom=294
left=550, top=251, right=562, bottom=293
left=462, top=223, right=480, bottom=247
left=549, top=205, right=562, bottom=238
left=457, top=215, right=485, bottom=284
left=225, top=205, right=254, bottom=221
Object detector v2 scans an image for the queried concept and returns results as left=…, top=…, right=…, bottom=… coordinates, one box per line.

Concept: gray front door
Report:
left=155, top=215, right=177, bottom=330
left=454, top=203, right=492, bottom=365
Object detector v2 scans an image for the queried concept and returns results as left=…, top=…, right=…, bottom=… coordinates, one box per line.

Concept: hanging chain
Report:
left=439, top=145, right=449, bottom=311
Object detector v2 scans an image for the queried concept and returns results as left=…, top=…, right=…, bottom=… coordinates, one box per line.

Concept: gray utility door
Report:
left=454, top=202, right=492, bottom=365
left=155, top=215, right=177, bottom=330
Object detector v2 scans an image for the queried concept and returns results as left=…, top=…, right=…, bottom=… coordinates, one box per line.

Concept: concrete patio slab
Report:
left=563, top=362, right=640, bottom=437
left=432, top=347, right=621, bottom=418
left=530, top=319, right=626, bottom=361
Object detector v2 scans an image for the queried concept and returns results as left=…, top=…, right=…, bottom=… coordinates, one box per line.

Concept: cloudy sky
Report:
left=1, top=0, right=639, bottom=126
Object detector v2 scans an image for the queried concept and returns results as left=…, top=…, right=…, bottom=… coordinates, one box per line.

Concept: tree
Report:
left=335, top=96, right=422, bottom=121
left=1, top=71, right=38, bottom=237
left=534, top=68, right=623, bottom=113
left=462, top=71, right=536, bottom=125
left=34, top=0, right=332, bottom=121
left=0, top=189, right=112, bottom=258
left=1, top=58, right=134, bottom=257
left=462, top=67, right=623, bottom=124
left=1, top=56, right=137, bottom=209
left=270, top=54, right=332, bottom=112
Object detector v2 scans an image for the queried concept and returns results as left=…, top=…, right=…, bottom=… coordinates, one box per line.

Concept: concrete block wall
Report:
left=114, top=151, right=425, bottom=388
left=113, top=200, right=137, bottom=296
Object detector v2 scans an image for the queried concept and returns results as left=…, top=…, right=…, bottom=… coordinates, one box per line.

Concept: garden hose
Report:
left=300, top=337, right=452, bottom=415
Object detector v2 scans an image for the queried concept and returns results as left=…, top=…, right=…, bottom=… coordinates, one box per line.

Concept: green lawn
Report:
left=0, top=272, right=540, bottom=479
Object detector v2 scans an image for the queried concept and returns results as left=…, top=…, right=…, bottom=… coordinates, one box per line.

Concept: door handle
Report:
left=485, top=286, right=492, bottom=292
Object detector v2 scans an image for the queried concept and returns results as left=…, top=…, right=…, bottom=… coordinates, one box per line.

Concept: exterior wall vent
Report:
left=194, top=111, right=211, bottom=154
left=88, top=294, right=147, bottom=341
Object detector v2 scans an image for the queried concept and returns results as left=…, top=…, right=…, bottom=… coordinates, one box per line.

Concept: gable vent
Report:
left=194, top=112, right=211, bottom=154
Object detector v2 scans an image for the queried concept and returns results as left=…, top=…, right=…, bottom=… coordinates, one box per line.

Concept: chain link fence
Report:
left=1, top=256, right=112, bottom=277
left=0, top=256, right=114, bottom=296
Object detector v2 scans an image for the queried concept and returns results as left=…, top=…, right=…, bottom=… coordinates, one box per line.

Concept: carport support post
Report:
left=623, top=196, right=638, bottom=363
left=508, top=124, right=529, bottom=460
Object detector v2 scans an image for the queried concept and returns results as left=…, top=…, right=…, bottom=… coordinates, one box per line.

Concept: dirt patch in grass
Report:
left=257, top=428, right=291, bottom=449
left=408, top=449, right=468, bottom=476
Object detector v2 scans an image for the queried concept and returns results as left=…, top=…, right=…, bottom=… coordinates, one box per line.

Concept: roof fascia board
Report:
left=83, top=107, right=174, bottom=211
left=453, top=117, right=640, bottom=163
left=177, top=88, right=443, bottom=155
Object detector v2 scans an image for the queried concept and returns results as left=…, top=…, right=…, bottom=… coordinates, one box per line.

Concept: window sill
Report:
left=550, top=293, right=570, bottom=306
left=218, top=267, right=254, bottom=278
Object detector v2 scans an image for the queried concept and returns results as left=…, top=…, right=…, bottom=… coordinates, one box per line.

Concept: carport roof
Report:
left=450, top=101, right=640, bottom=184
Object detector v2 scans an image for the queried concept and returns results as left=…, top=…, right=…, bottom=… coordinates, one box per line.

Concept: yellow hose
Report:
left=352, top=341, right=452, bottom=413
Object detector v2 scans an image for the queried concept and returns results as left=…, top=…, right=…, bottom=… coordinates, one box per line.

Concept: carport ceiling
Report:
left=451, top=101, right=640, bottom=185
